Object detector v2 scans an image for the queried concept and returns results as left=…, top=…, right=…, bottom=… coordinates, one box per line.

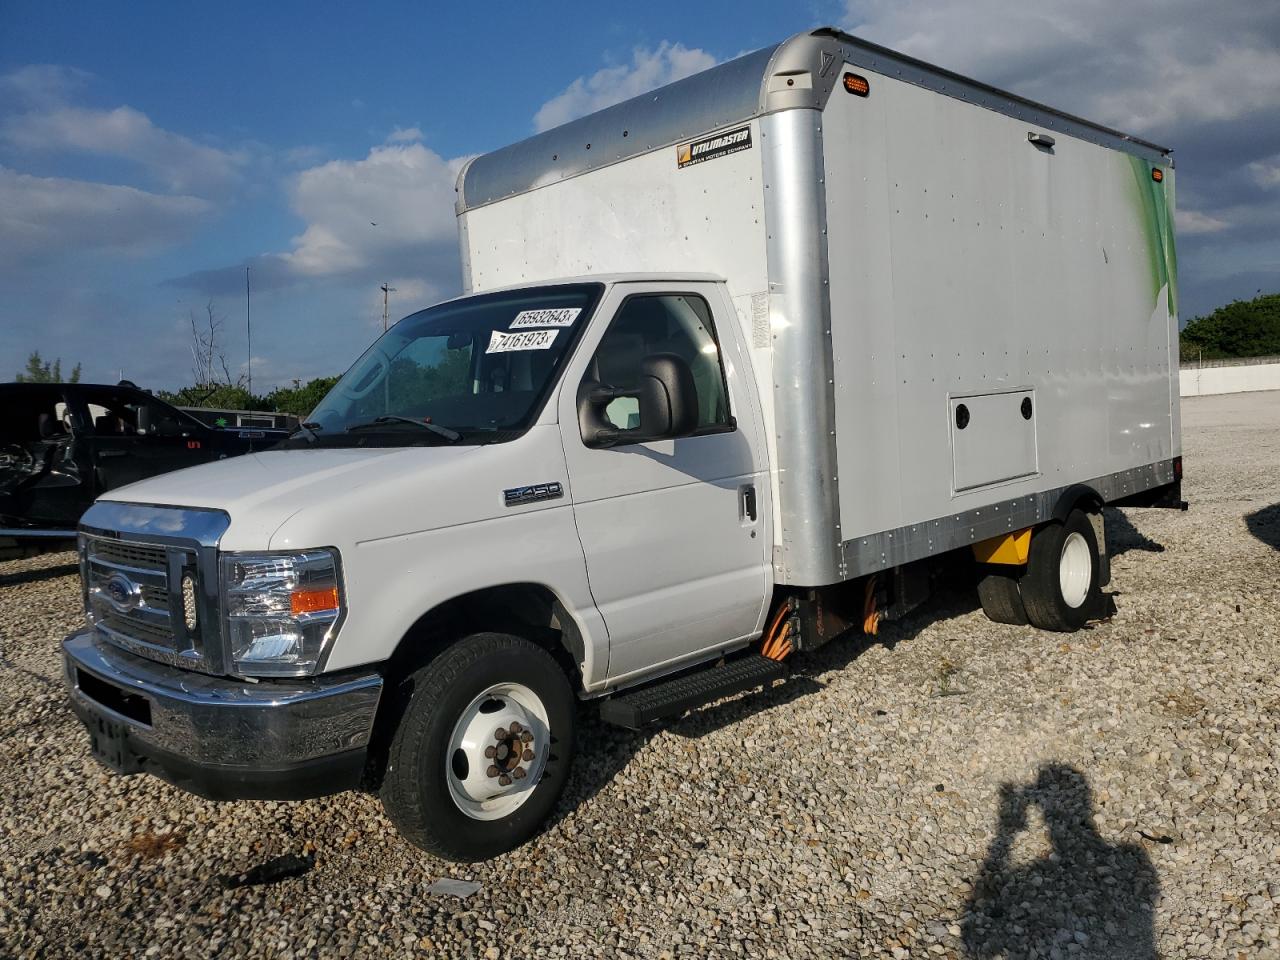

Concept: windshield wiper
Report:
left=345, top=416, right=462, bottom=442
left=290, top=421, right=323, bottom=443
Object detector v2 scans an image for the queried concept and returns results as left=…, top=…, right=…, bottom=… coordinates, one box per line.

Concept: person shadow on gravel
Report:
left=961, top=763, right=1159, bottom=959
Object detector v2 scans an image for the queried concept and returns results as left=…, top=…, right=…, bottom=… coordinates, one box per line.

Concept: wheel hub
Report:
left=447, top=684, right=549, bottom=820
left=1059, top=530, right=1092, bottom=609
left=484, top=721, right=536, bottom=786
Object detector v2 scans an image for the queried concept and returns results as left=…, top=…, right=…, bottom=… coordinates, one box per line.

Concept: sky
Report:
left=2, top=0, right=1278, bottom=391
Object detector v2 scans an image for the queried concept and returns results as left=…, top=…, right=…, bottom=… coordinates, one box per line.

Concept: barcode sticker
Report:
left=486, top=329, right=559, bottom=353
left=510, top=307, right=581, bottom=329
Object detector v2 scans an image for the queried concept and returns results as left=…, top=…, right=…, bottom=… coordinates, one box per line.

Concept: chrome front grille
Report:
left=90, top=539, right=168, bottom=571
left=83, top=533, right=211, bottom=672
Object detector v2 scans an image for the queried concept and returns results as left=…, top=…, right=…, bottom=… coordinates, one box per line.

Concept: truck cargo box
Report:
left=456, top=28, right=1180, bottom=587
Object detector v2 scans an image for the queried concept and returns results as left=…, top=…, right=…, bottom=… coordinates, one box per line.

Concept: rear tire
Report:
left=1019, top=510, right=1102, bottom=632
left=380, top=632, right=575, bottom=861
left=977, top=570, right=1029, bottom=625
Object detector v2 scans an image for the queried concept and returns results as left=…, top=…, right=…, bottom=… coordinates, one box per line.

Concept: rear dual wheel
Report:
left=977, top=509, right=1102, bottom=632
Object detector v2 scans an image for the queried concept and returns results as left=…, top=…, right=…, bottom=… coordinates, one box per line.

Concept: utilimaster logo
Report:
left=676, top=126, right=752, bottom=169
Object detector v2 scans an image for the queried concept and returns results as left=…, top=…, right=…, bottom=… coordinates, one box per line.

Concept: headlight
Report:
left=220, top=549, right=344, bottom=677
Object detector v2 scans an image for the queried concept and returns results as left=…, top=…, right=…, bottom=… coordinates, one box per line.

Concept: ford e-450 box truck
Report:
left=62, top=27, right=1183, bottom=861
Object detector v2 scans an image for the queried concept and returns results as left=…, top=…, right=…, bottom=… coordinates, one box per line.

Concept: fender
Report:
left=1049, top=483, right=1109, bottom=587
left=1051, top=483, right=1104, bottom=523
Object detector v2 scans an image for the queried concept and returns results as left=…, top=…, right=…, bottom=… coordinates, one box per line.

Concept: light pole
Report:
left=246, top=265, right=253, bottom=396
left=381, top=282, right=396, bottom=332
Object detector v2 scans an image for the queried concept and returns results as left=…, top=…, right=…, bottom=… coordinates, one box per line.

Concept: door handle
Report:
left=741, top=485, right=757, bottom=522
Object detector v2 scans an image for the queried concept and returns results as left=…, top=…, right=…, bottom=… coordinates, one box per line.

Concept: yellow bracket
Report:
left=972, top=527, right=1032, bottom=565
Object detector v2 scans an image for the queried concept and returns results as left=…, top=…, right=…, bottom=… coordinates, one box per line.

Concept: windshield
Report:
left=304, top=284, right=602, bottom=446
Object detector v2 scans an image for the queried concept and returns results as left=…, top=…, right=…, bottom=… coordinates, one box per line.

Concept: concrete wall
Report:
left=1180, top=362, right=1280, bottom=397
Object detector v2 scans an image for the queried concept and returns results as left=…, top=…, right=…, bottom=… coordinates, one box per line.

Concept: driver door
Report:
left=557, top=282, right=771, bottom=684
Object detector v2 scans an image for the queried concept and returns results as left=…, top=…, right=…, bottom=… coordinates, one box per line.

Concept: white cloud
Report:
left=386, top=126, right=424, bottom=143
left=2, top=103, right=245, bottom=194
left=840, top=0, right=1280, bottom=137
left=0, top=64, right=92, bottom=108
left=1250, top=157, right=1280, bottom=189
left=1176, top=209, right=1230, bottom=235
left=280, top=142, right=466, bottom=278
left=0, top=166, right=211, bottom=266
left=533, top=41, right=718, bottom=132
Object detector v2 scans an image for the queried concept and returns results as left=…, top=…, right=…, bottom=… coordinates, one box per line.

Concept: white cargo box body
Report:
left=456, top=28, right=1180, bottom=587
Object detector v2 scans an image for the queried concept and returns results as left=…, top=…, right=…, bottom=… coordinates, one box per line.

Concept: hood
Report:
left=101, top=446, right=481, bottom=550
left=98, top=425, right=571, bottom=553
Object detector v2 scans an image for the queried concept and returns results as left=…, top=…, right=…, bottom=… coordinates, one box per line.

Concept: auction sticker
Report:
left=486, top=329, right=559, bottom=353
left=510, top=307, right=581, bottom=328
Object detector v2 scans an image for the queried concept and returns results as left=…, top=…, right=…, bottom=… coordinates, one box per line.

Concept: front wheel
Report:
left=1019, top=510, right=1103, bottom=632
left=380, top=632, right=575, bottom=861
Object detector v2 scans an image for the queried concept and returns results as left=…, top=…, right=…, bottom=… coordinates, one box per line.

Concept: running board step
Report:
left=599, top=654, right=788, bottom=730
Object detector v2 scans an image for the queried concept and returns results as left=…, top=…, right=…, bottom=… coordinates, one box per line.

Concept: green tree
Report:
left=14, top=351, right=81, bottom=383
left=263, top=376, right=341, bottom=418
left=1180, top=292, right=1280, bottom=362
left=158, top=383, right=265, bottom=411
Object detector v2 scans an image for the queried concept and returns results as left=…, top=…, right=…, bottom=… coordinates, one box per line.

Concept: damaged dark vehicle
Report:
left=1, top=382, right=278, bottom=536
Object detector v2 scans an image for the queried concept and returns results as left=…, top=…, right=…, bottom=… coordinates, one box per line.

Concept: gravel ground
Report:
left=1, top=391, right=1278, bottom=960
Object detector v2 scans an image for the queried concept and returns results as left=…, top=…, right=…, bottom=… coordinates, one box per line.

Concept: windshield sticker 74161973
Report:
left=510, top=307, right=581, bottom=329
left=486, top=329, right=559, bottom=354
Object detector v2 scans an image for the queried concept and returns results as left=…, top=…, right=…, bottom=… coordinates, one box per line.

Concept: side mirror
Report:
left=154, top=417, right=181, bottom=438
left=579, top=353, right=699, bottom=448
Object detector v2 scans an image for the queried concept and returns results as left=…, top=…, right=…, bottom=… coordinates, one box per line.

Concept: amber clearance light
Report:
left=843, top=72, right=870, bottom=97
left=291, top=586, right=340, bottom=616
left=1152, top=168, right=1164, bottom=183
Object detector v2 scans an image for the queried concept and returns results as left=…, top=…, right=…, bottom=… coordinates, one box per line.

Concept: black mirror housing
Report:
left=578, top=352, right=699, bottom=448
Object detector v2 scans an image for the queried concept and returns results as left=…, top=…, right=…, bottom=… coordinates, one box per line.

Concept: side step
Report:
left=599, top=654, right=788, bottom=730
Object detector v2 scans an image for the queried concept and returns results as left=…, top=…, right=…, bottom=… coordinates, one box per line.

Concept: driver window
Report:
left=586, top=294, right=731, bottom=432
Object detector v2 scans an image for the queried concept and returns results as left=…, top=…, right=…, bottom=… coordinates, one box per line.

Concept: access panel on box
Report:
left=950, top=390, right=1038, bottom=492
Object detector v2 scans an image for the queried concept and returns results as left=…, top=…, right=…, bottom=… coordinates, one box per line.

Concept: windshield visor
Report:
left=309, top=284, right=602, bottom=443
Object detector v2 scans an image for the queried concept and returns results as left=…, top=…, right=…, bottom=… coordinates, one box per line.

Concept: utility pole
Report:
left=246, top=265, right=253, bottom=396
left=381, top=282, right=396, bottom=332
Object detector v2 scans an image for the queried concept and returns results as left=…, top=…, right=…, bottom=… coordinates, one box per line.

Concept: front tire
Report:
left=1019, top=510, right=1102, bottom=632
left=380, top=632, right=575, bottom=861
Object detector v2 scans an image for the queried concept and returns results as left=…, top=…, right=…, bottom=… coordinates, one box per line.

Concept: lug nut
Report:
left=509, top=721, right=522, bottom=734
left=498, top=774, right=512, bottom=787
left=495, top=727, right=508, bottom=740
left=487, top=765, right=500, bottom=778
left=484, top=745, right=496, bottom=759
left=512, top=768, right=527, bottom=780
left=519, top=731, right=533, bottom=743
left=522, top=749, right=535, bottom=762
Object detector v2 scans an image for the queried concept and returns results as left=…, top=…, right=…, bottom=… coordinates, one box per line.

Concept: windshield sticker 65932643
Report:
left=486, top=329, right=559, bottom=353
left=510, top=307, right=581, bottom=329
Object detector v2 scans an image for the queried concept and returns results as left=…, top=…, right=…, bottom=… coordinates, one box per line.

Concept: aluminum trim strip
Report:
left=761, top=108, right=843, bottom=585
left=839, top=460, right=1177, bottom=580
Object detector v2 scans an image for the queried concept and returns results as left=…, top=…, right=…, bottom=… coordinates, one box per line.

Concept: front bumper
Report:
left=63, top=629, right=383, bottom=801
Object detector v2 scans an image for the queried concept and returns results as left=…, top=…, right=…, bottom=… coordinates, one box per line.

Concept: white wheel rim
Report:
left=446, top=682, right=550, bottom=821
left=1059, top=531, right=1092, bottom=609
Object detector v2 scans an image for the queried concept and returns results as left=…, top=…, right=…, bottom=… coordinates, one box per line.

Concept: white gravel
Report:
left=1, top=391, right=1278, bottom=959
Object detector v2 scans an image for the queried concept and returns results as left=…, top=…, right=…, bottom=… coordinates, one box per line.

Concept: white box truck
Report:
left=62, top=28, right=1183, bottom=860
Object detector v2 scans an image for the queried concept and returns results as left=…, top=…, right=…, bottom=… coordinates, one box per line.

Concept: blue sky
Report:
left=3, top=1, right=1278, bottom=390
